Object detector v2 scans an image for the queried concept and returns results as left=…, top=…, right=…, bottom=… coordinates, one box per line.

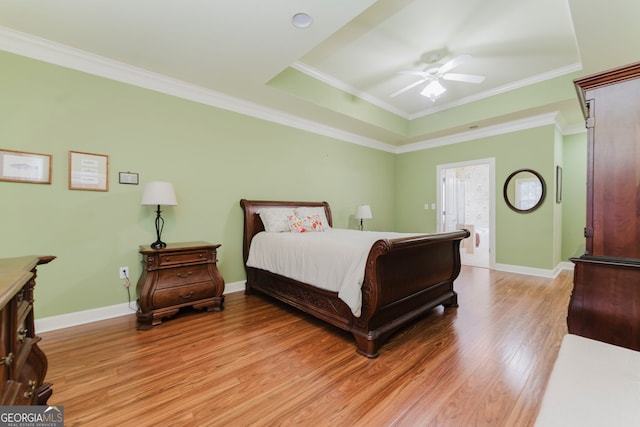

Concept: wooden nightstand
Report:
left=136, top=241, right=225, bottom=330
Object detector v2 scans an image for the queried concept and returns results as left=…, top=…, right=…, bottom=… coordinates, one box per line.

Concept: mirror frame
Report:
left=503, top=168, right=546, bottom=213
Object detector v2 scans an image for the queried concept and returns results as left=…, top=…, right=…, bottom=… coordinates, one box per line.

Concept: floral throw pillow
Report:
left=294, top=207, right=331, bottom=229
left=287, top=214, right=326, bottom=233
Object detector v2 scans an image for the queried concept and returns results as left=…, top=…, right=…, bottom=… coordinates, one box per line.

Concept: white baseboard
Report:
left=35, top=280, right=246, bottom=334
left=557, top=261, right=574, bottom=272
left=35, top=263, right=573, bottom=334
left=493, top=261, right=573, bottom=279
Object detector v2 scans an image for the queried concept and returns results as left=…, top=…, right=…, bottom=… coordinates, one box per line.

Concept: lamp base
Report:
left=150, top=240, right=167, bottom=249
left=151, top=205, right=167, bottom=249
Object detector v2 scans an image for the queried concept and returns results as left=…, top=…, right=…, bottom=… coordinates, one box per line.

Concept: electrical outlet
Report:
left=119, top=266, right=129, bottom=279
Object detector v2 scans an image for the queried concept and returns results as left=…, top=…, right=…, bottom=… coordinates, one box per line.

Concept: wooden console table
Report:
left=136, top=242, right=225, bottom=329
left=0, top=255, right=55, bottom=405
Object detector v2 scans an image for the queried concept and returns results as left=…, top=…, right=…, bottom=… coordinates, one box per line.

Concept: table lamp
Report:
left=141, top=181, right=177, bottom=249
left=355, top=205, right=372, bottom=231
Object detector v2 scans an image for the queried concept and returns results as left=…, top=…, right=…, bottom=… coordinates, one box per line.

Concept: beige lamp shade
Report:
left=141, top=181, right=177, bottom=206
left=355, top=205, right=373, bottom=219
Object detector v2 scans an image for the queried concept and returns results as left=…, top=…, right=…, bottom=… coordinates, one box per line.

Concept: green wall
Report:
left=396, top=125, right=570, bottom=270
left=269, top=67, right=408, bottom=136
left=1, top=52, right=396, bottom=318
left=1, top=50, right=587, bottom=320
left=408, top=75, right=581, bottom=138
left=561, top=132, right=587, bottom=259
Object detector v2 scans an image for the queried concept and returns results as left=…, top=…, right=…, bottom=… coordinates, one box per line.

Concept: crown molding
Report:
left=0, top=26, right=398, bottom=153
left=396, top=112, right=564, bottom=153
left=291, top=61, right=410, bottom=118
left=292, top=60, right=583, bottom=122
left=1, top=26, right=581, bottom=156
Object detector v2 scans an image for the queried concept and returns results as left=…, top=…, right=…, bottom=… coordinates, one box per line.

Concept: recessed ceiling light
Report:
left=292, top=13, right=312, bottom=29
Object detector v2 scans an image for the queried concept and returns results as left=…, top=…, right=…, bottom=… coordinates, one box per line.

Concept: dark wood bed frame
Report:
left=240, top=199, right=470, bottom=358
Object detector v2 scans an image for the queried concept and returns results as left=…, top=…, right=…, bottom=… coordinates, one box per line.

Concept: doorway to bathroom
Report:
left=437, top=158, right=495, bottom=268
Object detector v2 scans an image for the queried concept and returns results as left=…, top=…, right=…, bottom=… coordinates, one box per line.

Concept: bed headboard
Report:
left=239, top=199, right=332, bottom=264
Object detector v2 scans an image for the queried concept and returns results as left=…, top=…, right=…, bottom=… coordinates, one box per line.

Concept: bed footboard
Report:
left=351, top=229, right=470, bottom=357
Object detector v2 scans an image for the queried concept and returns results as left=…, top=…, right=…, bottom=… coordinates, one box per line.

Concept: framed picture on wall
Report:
left=556, top=165, right=562, bottom=203
left=0, top=149, right=52, bottom=184
left=118, top=171, right=139, bottom=185
left=69, top=151, right=109, bottom=191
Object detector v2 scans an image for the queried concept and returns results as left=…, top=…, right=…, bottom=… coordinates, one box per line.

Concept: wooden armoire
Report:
left=569, top=62, right=640, bottom=351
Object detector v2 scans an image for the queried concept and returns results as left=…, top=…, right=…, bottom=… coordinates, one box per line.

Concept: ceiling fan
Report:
left=391, top=54, right=485, bottom=101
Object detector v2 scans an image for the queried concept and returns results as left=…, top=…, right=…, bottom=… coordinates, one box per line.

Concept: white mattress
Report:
left=246, top=228, right=421, bottom=317
left=535, top=334, right=640, bottom=427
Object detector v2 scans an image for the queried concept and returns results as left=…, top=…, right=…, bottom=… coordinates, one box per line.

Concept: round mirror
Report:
left=503, top=169, right=546, bottom=213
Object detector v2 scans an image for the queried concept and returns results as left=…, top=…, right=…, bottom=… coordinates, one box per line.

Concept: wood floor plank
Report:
left=39, top=266, right=574, bottom=426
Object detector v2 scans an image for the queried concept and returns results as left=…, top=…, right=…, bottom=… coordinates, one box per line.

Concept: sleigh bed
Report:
left=240, top=199, right=469, bottom=358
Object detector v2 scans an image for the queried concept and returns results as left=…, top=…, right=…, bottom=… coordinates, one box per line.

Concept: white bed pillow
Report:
left=294, top=207, right=331, bottom=229
left=257, top=208, right=295, bottom=232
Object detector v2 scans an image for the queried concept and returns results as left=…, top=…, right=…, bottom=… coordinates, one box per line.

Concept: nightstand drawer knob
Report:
left=17, top=328, right=28, bottom=343
left=1, top=353, right=14, bottom=366
left=165, top=257, right=171, bottom=262
left=176, top=271, right=193, bottom=279
left=179, top=291, right=195, bottom=299
left=23, top=379, right=36, bottom=399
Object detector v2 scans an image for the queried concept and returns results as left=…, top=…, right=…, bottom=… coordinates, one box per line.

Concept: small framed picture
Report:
left=69, top=151, right=109, bottom=191
left=119, top=172, right=139, bottom=185
left=0, top=149, right=52, bottom=184
left=556, top=165, right=563, bottom=203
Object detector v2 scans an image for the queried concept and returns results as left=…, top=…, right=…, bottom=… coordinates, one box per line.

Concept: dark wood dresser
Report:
left=0, top=255, right=54, bottom=405
left=570, top=62, right=640, bottom=350
left=136, top=242, right=225, bottom=329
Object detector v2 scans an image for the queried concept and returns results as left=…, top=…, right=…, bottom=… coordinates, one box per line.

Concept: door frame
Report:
left=436, top=157, right=496, bottom=269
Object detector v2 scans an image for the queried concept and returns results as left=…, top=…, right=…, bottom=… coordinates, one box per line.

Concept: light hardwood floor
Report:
left=39, top=266, right=573, bottom=426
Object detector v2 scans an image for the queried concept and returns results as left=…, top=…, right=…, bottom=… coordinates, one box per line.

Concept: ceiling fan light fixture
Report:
left=420, top=79, right=446, bottom=101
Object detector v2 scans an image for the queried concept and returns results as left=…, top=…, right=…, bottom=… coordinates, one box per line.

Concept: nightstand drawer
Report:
left=159, top=250, right=208, bottom=266
left=156, top=265, right=210, bottom=288
left=152, top=282, right=215, bottom=308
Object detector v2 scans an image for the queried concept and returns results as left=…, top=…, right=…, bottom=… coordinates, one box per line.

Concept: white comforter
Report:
left=246, top=228, right=421, bottom=317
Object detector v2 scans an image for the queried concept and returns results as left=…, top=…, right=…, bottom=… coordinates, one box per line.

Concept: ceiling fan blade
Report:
left=442, top=73, right=485, bottom=84
left=390, top=79, right=427, bottom=97
left=438, top=54, right=472, bottom=75
left=398, top=70, right=429, bottom=78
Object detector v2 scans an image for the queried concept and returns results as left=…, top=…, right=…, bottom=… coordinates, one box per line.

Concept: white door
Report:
left=437, top=159, right=494, bottom=268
